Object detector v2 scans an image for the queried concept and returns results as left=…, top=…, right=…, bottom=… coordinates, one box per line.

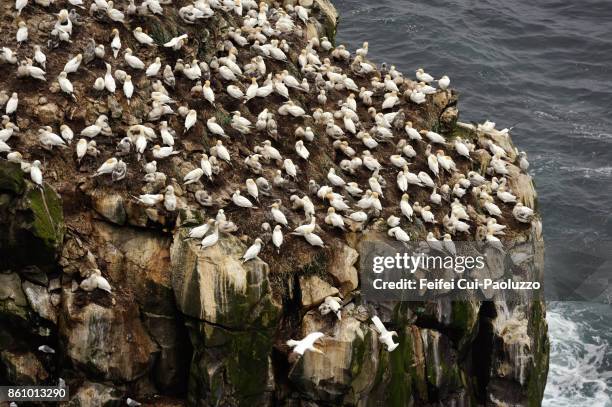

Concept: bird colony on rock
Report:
left=0, top=0, right=534, bottom=361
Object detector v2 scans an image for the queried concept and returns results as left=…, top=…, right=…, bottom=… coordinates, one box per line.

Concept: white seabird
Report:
left=319, top=296, right=342, bottom=319
left=272, top=225, right=283, bottom=253
left=371, top=316, right=399, bottom=352
left=287, top=332, right=325, bottom=356
left=242, top=238, right=263, bottom=262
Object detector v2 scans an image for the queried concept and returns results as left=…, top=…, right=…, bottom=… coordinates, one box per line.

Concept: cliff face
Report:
left=0, top=0, right=547, bottom=406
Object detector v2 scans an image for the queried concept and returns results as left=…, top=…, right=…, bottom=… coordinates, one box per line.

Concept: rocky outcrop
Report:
left=0, top=1, right=547, bottom=406
left=171, top=232, right=281, bottom=404
left=0, top=161, right=65, bottom=271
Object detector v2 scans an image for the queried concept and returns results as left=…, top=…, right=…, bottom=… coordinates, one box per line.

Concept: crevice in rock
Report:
left=471, top=301, right=497, bottom=401
left=270, top=272, right=303, bottom=399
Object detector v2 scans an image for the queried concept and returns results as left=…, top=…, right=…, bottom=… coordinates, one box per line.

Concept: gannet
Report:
left=242, top=238, right=263, bottom=262
left=426, top=232, right=445, bottom=253
left=438, top=75, right=450, bottom=90
left=421, top=206, right=436, bottom=224
left=201, top=226, right=219, bottom=249
left=345, top=182, right=363, bottom=197
left=135, top=193, right=164, bottom=206
left=319, top=296, right=342, bottom=319
left=16, top=21, right=28, bottom=44
left=487, top=218, right=507, bottom=236
left=93, top=77, right=105, bottom=91
left=106, top=1, right=125, bottom=22
left=454, top=138, right=471, bottom=160
left=0, top=140, right=10, bottom=153
left=482, top=198, right=502, bottom=217
left=0, top=123, right=17, bottom=142
left=327, top=168, right=345, bottom=187
left=368, top=176, right=384, bottom=198
left=269, top=202, right=288, bottom=226
left=183, top=109, right=197, bottom=133
left=425, top=145, right=440, bottom=177
left=486, top=233, right=505, bottom=252
left=487, top=140, right=507, bottom=157
left=110, top=28, right=121, bottom=58
left=164, top=186, right=177, bottom=211
left=409, top=89, right=426, bottom=104
left=287, top=332, right=324, bottom=356
left=58, top=72, right=75, bottom=98
left=283, top=158, right=297, bottom=179
left=80, top=269, right=112, bottom=293
left=325, top=207, right=345, bottom=230
left=443, top=234, right=457, bottom=256
left=387, top=215, right=401, bottom=228
left=512, top=203, right=534, bottom=223
left=76, top=139, right=87, bottom=162
left=349, top=211, right=368, bottom=223
left=39, top=127, right=68, bottom=149
left=518, top=151, right=529, bottom=171
left=388, top=226, right=410, bottom=244
left=20, top=60, right=46, bottom=81
left=133, top=27, right=155, bottom=46
left=104, top=63, right=116, bottom=93
left=163, top=65, right=175, bottom=87
left=183, top=168, right=204, bottom=185
left=371, top=316, right=399, bottom=352
left=418, top=171, right=435, bottom=188
left=197, top=155, right=213, bottom=180
left=124, top=48, right=144, bottom=70
left=126, top=398, right=141, bottom=407
left=94, top=157, right=118, bottom=177
left=292, top=218, right=316, bottom=236
left=38, top=345, right=55, bottom=354
left=496, top=187, right=517, bottom=203
left=272, top=225, right=283, bottom=253
left=232, top=190, right=256, bottom=208
left=452, top=183, right=466, bottom=198
left=420, top=130, right=444, bottom=145
left=5, top=92, right=18, bottom=115
left=244, top=178, right=258, bottom=202
left=5, top=151, right=22, bottom=165
left=59, top=125, right=73, bottom=144
left=188, top=219, right=216, bottom=239
left=30, top=160, right=43, bottom=186
left=164, top=34, right=188, bottom=50
left=490, top=154, right=509, bottom=175
left=211, top=140, right=231, bottom=162
left=398, top=194, right=413, bottom=220
left=63, top=54, right=82, bottom=74
left=326, top=193, right=350, bottom=212
left=304, top=232, right=325, bottom=247
left=362, top=151, right=381, bottom=171
left=15, top=0, right=28, bottom=15
left=415, top=68, right=434, bottom=83
left=202, top=80, right=215, bottom=104
left=437, top=151, right=457, bottom=173
left=468, top=171, right=486, bottom=187
left=294, top=140, right=310, bottom=160
left=33, top=45, right=46, bottom=69
left=144, top=57, right=161, bottom=77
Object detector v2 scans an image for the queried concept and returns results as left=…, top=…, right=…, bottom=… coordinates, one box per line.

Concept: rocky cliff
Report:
left=0, top=0, right=547, bottom=406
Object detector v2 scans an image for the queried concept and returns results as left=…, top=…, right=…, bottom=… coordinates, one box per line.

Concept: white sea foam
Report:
left=543, top=302, right=611, bottom=407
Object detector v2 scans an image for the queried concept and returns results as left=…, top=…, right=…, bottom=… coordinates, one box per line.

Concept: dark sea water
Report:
left=334, top=0, right=612, bottom=404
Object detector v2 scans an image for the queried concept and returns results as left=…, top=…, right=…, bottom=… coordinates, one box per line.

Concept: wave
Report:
left=544, top=302, right=612, bottom=407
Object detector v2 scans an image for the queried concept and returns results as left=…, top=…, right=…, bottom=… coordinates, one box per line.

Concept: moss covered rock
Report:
left=0, top=161, right=64, bottom=272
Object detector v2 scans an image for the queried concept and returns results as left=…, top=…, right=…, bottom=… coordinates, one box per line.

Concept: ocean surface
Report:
left=334, top=0, right=612, bottom=405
